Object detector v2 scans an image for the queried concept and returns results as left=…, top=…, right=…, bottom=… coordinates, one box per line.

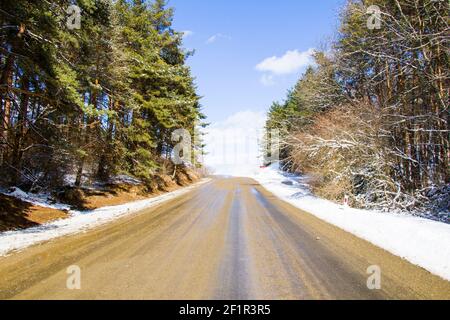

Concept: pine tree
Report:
left=0, top=0, right=205, bottom=190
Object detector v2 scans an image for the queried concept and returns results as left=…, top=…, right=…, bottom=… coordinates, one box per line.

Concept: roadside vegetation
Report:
left=0, top=0, right=206, bottom=194
left=0, top=0, right=207, bottom=230
left=264, top=0, right=449, bottom=216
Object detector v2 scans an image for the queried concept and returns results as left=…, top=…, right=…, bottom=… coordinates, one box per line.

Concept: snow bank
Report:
left=0, top=179, right=210, bottom=257
left=252, top=164, right=450, bottom=282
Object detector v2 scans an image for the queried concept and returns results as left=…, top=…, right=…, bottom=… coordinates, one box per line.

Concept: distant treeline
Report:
left=265, top=0, right=449, bottom=213
left=0, top=0, right=206, bottom=190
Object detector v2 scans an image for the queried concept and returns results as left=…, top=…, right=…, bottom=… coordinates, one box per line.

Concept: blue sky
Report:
left=170, top=0, right=345, bottom=123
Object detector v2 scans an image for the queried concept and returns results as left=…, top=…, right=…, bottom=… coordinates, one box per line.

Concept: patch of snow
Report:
left=7, top=187, right=28, bottom=199
left=63, top=174, right=143, bottom=188
left=2, top=187, right=71, bottom=211
left=252, top=164, right=450, bottom=282
left=0, top=179, right=211, bottom=257
left=109, top=174, right=142, bottom=186
left=63, top=174, right=77, bottom=186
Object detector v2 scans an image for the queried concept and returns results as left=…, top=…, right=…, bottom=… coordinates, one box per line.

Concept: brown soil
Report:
left=0, top=194, right=68, bottom=232
left=55, top=184, right=149, bottom=211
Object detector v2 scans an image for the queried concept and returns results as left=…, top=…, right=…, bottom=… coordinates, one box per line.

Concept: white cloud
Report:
left=206, top=33, right=231, bottom=44
left=256, top=48, right=315, bottom=75
left=182, top=30, right=194, bottom=38
left=203, top=111, right=267, bottom=176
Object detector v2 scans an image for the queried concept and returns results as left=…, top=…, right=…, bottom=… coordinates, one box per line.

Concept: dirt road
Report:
left=0, top=178, right=449, bottom=300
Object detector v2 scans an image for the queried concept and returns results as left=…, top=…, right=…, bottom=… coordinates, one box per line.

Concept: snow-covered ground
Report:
left=0, top=179, right=211, bottom=257
left=251, top=164, right=450, bottom=281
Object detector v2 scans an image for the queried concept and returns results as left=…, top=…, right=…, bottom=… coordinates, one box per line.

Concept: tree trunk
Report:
left=11, top=75, right=30, bottom=184
left=97, top=99, right=116, bottom=181
left=75, top=159, right=84, bottom=187
left=0, top=55, right=15, bottom=165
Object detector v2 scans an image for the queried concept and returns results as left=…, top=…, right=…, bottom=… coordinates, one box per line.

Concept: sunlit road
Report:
left=0, top=178, right=449, bottom=300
